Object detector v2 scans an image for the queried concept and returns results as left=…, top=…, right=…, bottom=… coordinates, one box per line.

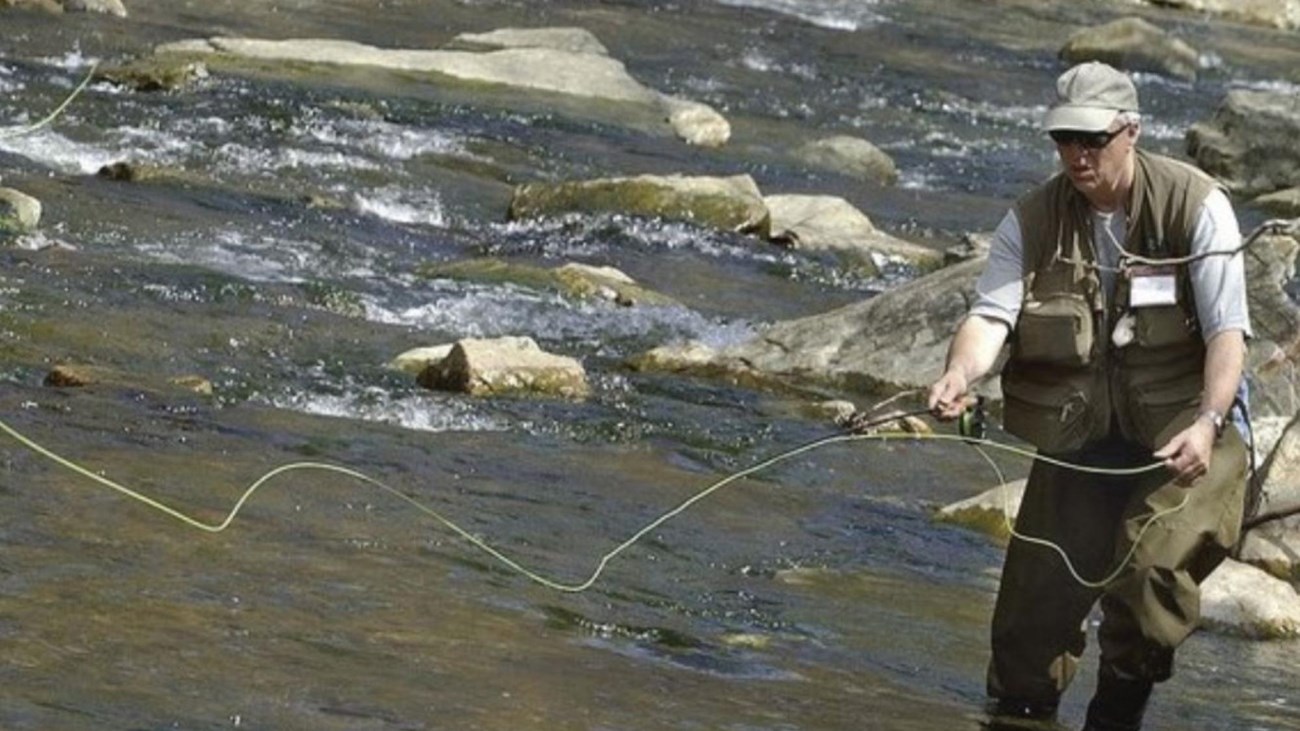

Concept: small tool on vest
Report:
left=959, top=396, right=987, bottom=444
left=1112, top=310, right=1136, bottom=348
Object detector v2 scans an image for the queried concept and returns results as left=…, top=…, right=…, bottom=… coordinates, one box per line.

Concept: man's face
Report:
left=1051, top=122, right=1137, bottom=198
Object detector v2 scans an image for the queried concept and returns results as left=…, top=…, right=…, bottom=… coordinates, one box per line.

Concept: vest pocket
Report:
left=1128, top=375, right=1202, bottom=449
left=1002, top=376, right=1093, bottom=454
left=1015, top=294, right=1094, bottom=366
left=1133, top=305, right=1195, bottom=349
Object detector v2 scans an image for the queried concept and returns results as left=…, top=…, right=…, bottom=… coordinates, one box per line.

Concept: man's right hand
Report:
left=927, top=369, right=970, bottom=421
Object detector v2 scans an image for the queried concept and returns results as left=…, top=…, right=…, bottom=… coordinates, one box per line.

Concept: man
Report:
left=928, top=62, right=1250, bottom=731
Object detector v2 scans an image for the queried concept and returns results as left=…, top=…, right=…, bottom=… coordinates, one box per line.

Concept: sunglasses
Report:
left=1049, top=126, right=1128, bottom=150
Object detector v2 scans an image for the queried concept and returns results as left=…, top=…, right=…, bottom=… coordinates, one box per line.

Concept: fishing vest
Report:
left=1001, top=150, right=1219, bottom=454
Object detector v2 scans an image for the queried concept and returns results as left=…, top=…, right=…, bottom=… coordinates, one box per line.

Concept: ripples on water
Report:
left=1, top=1, right=1299, bottom=729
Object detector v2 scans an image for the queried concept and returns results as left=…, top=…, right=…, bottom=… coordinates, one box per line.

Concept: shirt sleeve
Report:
left=1188, top=188, right=1253, bottom=340
left=968, top=209, right=1024, bottom=328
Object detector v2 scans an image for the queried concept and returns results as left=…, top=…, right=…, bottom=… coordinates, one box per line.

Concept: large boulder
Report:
left=154, top=34, right=729, bottom=147
left=1200, top=559, right=1300, bottom=639
left=631, top=256, right=988, bottom=395
left=727, top=256, right=986, bottom=394
left=795, top=136, right=897, bottom=186
left=0, top=187, right=42, bottom=238
left=1252, top=187, right=1300, bottom=218
left=764, top=194, right=941, bottom=271
left=1059, top=17, right=1199, bottom=80
left=1243, top=228, right=1300, bottom=420
left=1127, top=0, right=1300, bottom=31
left=1238, top=413, right=1300, bottom=577
left=1186, top=90, right=1300, bottom=197
left=508, top=174, right=768, bottom=235
left=418, top=336, right=589, bottom=399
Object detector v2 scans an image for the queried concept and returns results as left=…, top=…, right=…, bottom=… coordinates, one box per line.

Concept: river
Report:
left=1, top=0, right=1298, bottom=729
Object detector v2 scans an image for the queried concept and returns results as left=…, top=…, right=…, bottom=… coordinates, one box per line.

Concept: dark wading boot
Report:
left=1082, top=669, right=1152, bottom=731
left=982, top=698, right=1063, bottom=730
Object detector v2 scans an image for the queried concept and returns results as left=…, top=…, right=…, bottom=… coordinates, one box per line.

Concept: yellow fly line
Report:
left=0, top=415, right=1174, bottom=594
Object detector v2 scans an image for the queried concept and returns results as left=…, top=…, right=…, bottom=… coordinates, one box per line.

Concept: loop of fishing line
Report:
left=0, top=63, right=98, bottom=140
left=0, top=410, right=1178, bottom=593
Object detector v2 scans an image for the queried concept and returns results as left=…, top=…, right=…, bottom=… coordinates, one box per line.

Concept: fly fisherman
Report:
left=928, top=62, right=1250, bottom=731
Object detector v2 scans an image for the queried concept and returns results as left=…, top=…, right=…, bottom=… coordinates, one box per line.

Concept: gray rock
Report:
left=1126, top=0, right=1300, bottom=31
left=1200, top=559, right=1300, bottom=639
left=389, top=345, right=455, bottom=376
left=661, top=256, right=991, bottom=396
left=1059, top=16, right=1199, bottom=80
left=0, top=187, right=42, bottom=237
left=418, top=336, right=589, bottom=399
left=936, top=479, right=1025, bottom=544
left=764, top=194, right=940, bottom=271
left=1252, top=187, right=1300, bottom=218
left=154, top=35, right=729, bottom=147
left=796, top=135, right=898, bottom=185
left=1243, top=229, right=1300, bottom=420
left=452, top=27, right=609, bottom=56
left=1187, top=90, right=1300, bottom=197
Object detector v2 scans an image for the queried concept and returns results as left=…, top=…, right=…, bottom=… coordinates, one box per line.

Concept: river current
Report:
left=1, top=1, right=1298, bottom=729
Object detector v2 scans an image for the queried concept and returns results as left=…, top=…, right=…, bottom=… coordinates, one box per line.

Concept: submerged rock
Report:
left=1186, top=90, right=1300, bottom=197
left=509, top=174, right=768, bottom=235
left=96, top=56, right=208, bottom=92
left=417, top=257, right=679, bottom=307
left=418, top=336, right=589, bottom=399
left=795, top=135, right=897, bottom=185
left=1059, top=17, right=1199, bottom=80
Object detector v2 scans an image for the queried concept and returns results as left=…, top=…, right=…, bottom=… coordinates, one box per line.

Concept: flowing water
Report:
left=1, top=1, right=1298, bottom=729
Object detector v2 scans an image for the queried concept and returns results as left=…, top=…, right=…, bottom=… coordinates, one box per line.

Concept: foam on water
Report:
left=259, top=387, right=507, bottom=433
left=716, top=0, right=883, bottom=31
left=365, top=283, right=756, bottom=351
left=352, top=187, right=447, bottom=228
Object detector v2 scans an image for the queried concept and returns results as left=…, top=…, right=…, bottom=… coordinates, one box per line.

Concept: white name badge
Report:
left=1129, top=266, right=1178, bottom=307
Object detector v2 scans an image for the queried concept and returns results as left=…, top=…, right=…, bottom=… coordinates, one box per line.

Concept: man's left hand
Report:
left=1153, top=419, right=1216, bottom=487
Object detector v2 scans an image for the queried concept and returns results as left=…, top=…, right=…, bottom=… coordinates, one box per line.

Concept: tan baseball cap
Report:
left=1043, top=62, right=1139, bottom=132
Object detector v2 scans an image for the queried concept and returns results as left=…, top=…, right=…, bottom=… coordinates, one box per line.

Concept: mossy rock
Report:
left=508, top=174, right=769, bottom=235
left=96, top=57, right=209, bottom=92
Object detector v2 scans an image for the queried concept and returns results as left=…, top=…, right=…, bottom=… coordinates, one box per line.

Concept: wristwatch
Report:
left=1197, top=409, right=1226, bottom=439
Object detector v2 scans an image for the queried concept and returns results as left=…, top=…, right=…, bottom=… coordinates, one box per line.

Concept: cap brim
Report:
left=1043, top=105, right=1119, bottom=132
